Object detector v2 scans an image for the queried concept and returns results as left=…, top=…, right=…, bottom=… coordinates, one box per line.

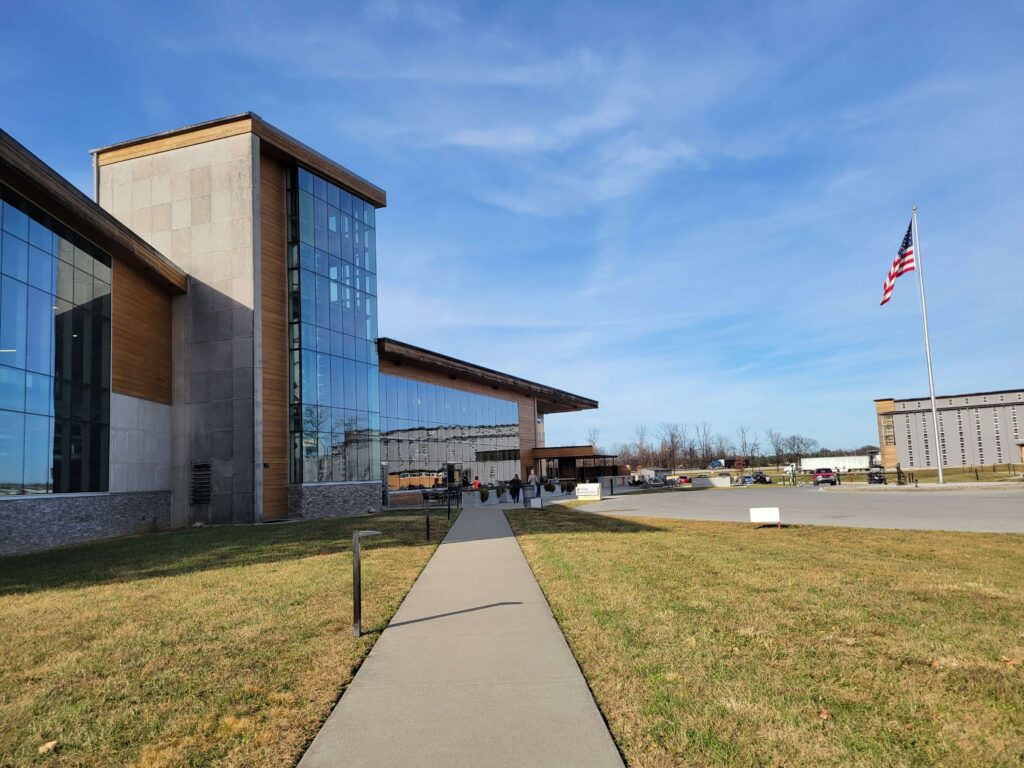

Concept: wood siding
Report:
left=260, top=152, right=290, bottom=520
left=112, top=257, right=172, bottom=404
left=95, top=118, right=253, bottom=167
left=378, top=358, right=539, bottom=476
left=94, top=114, right=386, bottom=208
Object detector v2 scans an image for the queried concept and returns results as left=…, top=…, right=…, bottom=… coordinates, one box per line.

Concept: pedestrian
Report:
left=510, top=474, right=521, bottom=503
left=472, top=475, right=481, bottom=489
left=528, top=469, right=539, bottom=498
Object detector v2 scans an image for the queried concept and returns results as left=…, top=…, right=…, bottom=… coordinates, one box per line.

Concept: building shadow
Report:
left=0, top=511, right=451, bottom=596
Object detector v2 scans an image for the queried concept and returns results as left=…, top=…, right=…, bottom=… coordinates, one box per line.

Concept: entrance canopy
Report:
left=531, top=446, right=622, bottom=482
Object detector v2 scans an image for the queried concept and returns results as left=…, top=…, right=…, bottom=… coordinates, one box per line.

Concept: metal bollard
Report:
left=353, top=530, right=382, bottom=638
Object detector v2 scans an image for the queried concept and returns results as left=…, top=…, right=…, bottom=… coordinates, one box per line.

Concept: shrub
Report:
left=496, top=486, right=507, bottom=499
left=479, top=487, right=490, bottom=503
left=563, top=481, right=576, bottom=494
left=544, top=482, right=556, bottom=493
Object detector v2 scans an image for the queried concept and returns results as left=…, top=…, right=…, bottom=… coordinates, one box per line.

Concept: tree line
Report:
left=588, top=425, right=877, bottom=470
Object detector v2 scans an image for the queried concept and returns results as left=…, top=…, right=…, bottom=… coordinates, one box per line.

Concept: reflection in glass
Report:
left=0, top=188, right=111, bottom=495
left=287, top=167, right=379, bottom=484
left=379, top=373, right=520, bottom=491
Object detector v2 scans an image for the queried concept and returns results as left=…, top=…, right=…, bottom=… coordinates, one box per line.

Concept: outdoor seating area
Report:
left=419, top=488, right=461, bottom=508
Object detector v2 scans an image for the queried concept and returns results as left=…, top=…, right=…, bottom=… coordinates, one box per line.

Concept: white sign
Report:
left=576, top=483, right=603, bottom=501
left=749, top=507, right=781, bottom=524
left=530, top=497, right=544, bottom=509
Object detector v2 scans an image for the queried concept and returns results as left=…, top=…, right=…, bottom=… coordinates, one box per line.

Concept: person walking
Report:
left=472, top=476, right=481, bottom=490
left=528, top=469, right=539, bottom=499
left=510, top=474, right=521, bottom=503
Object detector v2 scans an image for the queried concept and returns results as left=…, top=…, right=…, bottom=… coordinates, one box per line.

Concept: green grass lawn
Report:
left=507, top=504, right=1024, bottom=767
left=0, top=509, right=453, bottom=767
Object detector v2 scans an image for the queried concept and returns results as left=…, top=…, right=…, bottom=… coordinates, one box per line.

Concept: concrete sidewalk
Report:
left=299, top=506, right=623, bottom=768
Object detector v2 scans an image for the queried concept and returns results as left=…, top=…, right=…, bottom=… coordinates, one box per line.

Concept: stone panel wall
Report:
left=109, top=393, right=172, bottom=492
left=0, top=492, right=171, bottom=557
left=289, top=483, right=382, bottom=520
left=98, top=134, right=259, bottom=525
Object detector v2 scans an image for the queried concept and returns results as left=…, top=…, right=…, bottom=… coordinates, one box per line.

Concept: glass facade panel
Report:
left=379, top=373, right=520, bottom=490
left=288, top=168, right=380, bottom=483
left=0, top=188, right=111, bottom=494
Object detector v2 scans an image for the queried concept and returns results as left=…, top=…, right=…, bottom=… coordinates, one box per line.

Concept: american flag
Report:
left=880, top=221, right=915, bottom=305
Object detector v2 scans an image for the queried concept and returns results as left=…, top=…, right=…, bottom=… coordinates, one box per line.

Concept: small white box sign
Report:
left=530, top=498, right=544, bottom=509
left=576, top=483, right=603, bottom=501
left=750, top=507, right=780, bottom=524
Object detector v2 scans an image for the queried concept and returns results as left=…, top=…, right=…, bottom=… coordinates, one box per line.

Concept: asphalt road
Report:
left=582, top=486, right=1024, bottom=533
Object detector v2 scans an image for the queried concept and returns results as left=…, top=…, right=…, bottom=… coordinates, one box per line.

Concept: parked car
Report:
left=676, top=475, right=691, bottom=484
left=739, top=475, right=755, bottom=485
left=751, top=471, right=772, bottom=484
left=868, top=469, right=887, bottom=485
left=647, top=477, right=666, bottom=488
left=813, top=468, right=838, bottom=486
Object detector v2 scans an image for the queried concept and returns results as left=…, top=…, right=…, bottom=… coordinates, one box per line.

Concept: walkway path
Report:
left=299, top=506, right=623, bottom=767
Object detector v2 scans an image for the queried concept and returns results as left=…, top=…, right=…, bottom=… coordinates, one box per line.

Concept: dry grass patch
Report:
left=0, top=509, right=454, bottom=767
left=507, top=505, right=1024, bottom=767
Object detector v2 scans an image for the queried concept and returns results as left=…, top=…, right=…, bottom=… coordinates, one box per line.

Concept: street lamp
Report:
left=380, top=460, right=388, bottom=508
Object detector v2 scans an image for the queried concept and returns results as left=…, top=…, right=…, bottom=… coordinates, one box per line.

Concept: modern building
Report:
left=0, top=114, right=602, bottom=556
left=874, top=389, right=1024, bottom=469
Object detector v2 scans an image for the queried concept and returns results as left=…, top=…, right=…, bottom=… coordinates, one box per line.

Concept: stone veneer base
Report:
left=289, top=483, right=382, bottom=520
left=0, top=491, right=172, bottom=557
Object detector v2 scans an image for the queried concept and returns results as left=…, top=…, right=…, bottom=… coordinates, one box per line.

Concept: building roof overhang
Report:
left=377, top=338, right=598, bottom=415
left=91, top=112, right=386, bottom=208
left=0, top=129, right=187, bottom=294
left=531, top=445, right=618, bottom=460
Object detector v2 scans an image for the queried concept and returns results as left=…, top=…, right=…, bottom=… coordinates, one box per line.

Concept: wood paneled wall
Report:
left=260, top=153, right=290, bottom=520
left=112, top=257, right=172, bottom=404
left=377, top=358, right=540, bottom=476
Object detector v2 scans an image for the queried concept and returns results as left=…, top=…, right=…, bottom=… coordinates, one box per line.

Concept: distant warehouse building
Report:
left=874, top=389, right=1024, bottom=469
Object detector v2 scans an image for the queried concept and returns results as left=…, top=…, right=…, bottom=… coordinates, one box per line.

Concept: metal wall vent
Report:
left=190, top=463, right=212, bottom=506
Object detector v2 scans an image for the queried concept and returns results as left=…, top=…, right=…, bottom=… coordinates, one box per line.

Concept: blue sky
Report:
left=2, top=1, right=1022, bottom=450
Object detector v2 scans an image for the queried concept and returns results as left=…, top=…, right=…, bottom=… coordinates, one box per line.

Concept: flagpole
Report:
left=912, top=207, right=943, bottom=484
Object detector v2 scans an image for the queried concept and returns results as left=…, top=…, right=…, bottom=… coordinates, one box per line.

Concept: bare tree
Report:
left=766, top=429, right=786, bottom=469
left=678, top=423, right=695, bottom=467
left=713, top=433, right=735, bottom=460
left=695, top=421, right=714, bottom=466
left=736, top=425, right=752, bottom=466
left=785, top=434, right=819, bottom=463
left=586, top=427, right=602, bottom=453
left=658, top=423, right=684, bottom=469
left=749, top=432, right=762, bottom=467
left=634, top=425, right=652, bottom=466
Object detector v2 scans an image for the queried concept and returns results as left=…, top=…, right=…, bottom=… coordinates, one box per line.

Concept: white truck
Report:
left=798, top=455, right=870, bottom=473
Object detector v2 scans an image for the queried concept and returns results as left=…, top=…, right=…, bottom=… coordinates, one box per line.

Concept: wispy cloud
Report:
left=4, top=0, right=1021, bottom=449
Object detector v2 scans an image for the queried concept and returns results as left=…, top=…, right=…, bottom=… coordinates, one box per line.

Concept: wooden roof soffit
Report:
left=378, top=337, right=598, bottom=414
left=0, top=129, right=187, bottom=294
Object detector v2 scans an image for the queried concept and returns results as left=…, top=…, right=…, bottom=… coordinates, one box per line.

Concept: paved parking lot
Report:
left=582, top=486, right=1024, bottom=533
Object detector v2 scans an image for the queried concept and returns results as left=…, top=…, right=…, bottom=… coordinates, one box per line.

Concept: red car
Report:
left=813, top=468, right=837, bottom=486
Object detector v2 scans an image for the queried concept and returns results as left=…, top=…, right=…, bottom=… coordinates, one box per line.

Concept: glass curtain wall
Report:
left=380, top=373, right=520, bottom=490
left=287, top=167, right=380, bottom=484
left=0, top=187, right=111, bottom=495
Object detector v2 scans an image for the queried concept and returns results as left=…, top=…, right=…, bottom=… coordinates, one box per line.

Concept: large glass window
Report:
left=379, top=374, right=520, bottom=490
left=0, top=187, right=111, bottom=494
left=288, top=168, right=380, bottom=483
